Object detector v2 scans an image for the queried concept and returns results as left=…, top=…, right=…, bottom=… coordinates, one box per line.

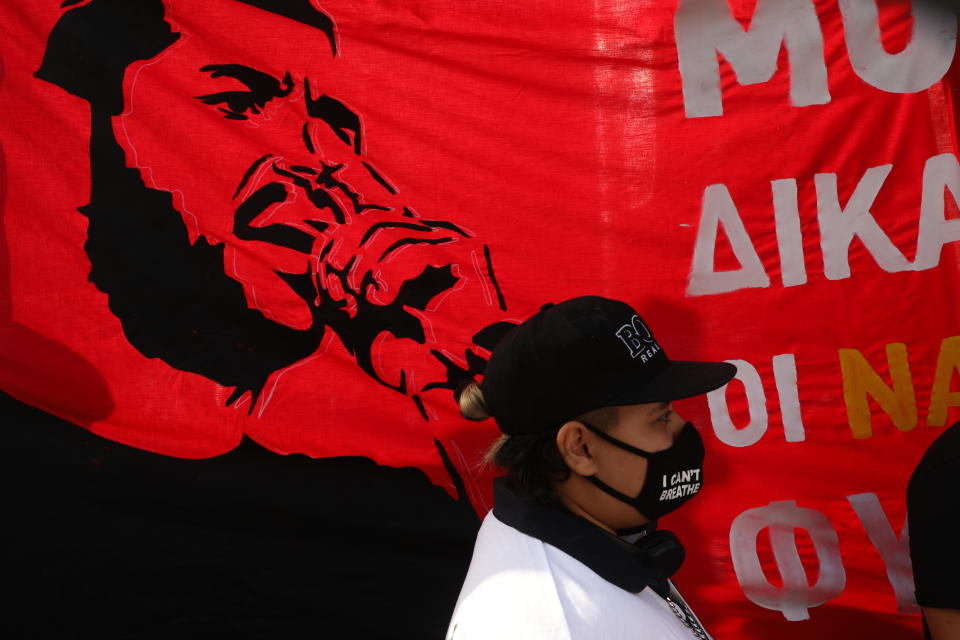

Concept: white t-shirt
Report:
left=447, top=511, right=712, bottom=640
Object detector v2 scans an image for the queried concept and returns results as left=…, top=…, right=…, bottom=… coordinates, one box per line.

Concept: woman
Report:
left=446, top=295, right=736, bottom=640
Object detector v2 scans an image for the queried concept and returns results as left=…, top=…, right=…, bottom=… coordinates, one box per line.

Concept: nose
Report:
left=668, top=407, right=685, bottom=442
left=303, top=80, right=363, bottom=155
left=253, top=79, right=362, bottom=169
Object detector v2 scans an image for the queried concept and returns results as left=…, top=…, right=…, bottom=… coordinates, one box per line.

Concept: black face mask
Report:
left=580, top=420, right=705, bottom=520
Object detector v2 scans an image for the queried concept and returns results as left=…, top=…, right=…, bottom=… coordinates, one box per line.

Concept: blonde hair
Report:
left=458, top=381, right=491, bottom=421
left=457, top=382, right=507, bottom=467
left=483, top=434, right=510, bottom=466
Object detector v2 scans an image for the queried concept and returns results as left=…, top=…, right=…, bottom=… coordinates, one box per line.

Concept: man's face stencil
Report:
left=37, top=0, right=509, bottom=415
left=117, top=0, right=402, bottom=330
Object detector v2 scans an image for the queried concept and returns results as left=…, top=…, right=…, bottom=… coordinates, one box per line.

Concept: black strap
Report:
left=586, top=474, right=640, bottom=505
left=580, top=420, right=652, bottom=458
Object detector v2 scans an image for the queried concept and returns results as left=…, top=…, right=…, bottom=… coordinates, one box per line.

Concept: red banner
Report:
left=2, top=0, right=959, bottom=637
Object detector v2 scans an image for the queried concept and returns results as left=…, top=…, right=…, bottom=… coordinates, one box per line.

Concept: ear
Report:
left=556, top=421, right=598, bottom=476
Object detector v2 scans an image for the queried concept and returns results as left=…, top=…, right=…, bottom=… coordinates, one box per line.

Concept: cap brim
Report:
left=603, top=360, right=737, bottom=406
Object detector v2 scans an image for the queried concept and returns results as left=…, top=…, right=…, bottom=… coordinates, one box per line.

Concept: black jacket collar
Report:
left=491, top=478, right=670, bottom=598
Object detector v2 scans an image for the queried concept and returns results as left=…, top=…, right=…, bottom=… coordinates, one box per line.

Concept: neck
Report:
left=554, top=476, right=650, bottom=534
left=555, top=488, right=617, bottom=534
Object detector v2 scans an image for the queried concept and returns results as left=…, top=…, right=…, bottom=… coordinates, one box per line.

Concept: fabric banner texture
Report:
left=2, top=0, right=959, bottom=637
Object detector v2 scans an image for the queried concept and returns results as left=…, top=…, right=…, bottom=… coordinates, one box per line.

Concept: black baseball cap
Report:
left=480, top=296, right=737, bottom=435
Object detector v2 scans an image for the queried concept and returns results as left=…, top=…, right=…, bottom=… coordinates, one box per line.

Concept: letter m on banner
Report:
left=675, top=0, right=829, bottom=117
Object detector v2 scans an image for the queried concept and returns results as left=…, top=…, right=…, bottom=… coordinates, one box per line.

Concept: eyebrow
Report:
left=197, top=64, right=294, bottom=100
left=194, top=64, right=295, bottom=121
left=235, top=0, right=338, bottom=56
left=648, top=402, right=671, bottom=414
